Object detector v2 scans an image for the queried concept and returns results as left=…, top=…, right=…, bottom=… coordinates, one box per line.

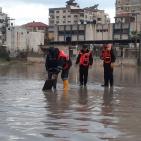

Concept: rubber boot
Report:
left=63, top=80, right=69, bottom=90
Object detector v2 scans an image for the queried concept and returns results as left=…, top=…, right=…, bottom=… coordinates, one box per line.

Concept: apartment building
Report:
left=114, top=0, right=141, bottom=40
left=48, top=0, right=110, bottom=42
left=116, top=0, right=141, bottom=23
left=0, top=7, right=9, bottom=46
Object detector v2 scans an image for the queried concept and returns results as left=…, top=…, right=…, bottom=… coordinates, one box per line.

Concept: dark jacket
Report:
left=76, top=49, right=93, bottom=67
left=45, top=47, right=64, bottom=73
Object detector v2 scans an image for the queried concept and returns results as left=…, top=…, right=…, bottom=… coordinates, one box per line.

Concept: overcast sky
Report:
left=0, top=0, right=115, bottom=25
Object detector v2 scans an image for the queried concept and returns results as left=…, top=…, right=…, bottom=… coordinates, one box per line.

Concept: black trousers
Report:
left=48, top=71, right=58, bottom=89
left=103, top=63, right=113, bottom=87
left=61, top=69, right=69, bottom=80
left=79, top=66, right=89, bottom=85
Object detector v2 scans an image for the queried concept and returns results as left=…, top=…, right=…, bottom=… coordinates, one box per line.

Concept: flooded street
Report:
left=0, top=62, right=141, bottom=141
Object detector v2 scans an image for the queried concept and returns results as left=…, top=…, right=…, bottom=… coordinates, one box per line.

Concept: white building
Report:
left=6, top=26, right=44, bottom=57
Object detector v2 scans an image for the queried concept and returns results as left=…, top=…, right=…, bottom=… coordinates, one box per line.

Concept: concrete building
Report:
left=114, top=0, right=141, bottom=42
left=6, top=26, right=44, bottom=57
left=54, top=23, right=113, bottom=42
left=48, top=0, right=110, bottom=42
left=116, top=0, right=141, bottom=23
left=0, top=7, right=9, bottom=46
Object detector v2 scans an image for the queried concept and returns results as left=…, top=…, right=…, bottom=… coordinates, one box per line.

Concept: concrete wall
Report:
left=6, top=26, right=45, bottom=55
left=28, top=32, right=44, bottom=52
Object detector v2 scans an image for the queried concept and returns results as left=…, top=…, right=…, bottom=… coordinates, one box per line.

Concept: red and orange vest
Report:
left=80, top=52, right=91, bottom=66
left=101, top=50, right=111, bottom=64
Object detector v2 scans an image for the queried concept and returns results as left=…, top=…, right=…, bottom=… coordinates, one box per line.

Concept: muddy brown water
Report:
left=0, top=62, right=141, bottom=141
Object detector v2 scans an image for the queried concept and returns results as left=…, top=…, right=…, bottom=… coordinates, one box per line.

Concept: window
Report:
left=56, top=21, right=59, bottom=24
left=49, top=10, right=54, bottom=13
left=74, top=20, right=78, bottom=24
left=97, top=18, right=102, bottom=21
left=56, top=11, right=60, bottom=13
left=50, top=15, right=54, bottom=19
left=50, top=20, right=54, bottom=24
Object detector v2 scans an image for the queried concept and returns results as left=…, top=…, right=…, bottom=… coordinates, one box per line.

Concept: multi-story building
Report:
left=48, top=0, right=110, bottom=42
left=116, top=0, right=141, bottom=23
left=0, top=7, right=9, bottom=46
left=114, top=0, right=141, bottom=40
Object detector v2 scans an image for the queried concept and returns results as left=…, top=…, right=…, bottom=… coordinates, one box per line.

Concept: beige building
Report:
left=48, top=0, right=111, bottom=42
left=114, top=0, right=141, bottom=41
left=115, top=0, right=141, bottom=24
left=54, top=23, right=113, bottom=42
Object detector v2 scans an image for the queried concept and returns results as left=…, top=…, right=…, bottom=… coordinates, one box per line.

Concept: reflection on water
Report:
left=0, top=63, right=141, bottom=141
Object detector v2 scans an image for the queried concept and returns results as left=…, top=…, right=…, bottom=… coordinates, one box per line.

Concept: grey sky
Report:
left=0, top=0, right=115, bottom=25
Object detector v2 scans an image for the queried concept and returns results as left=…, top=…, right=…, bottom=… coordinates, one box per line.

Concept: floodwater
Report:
left=0, top=62, right=141, bottom=141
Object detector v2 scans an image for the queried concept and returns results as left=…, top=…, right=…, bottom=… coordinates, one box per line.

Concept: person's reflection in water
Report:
left=59, top=90, right=70, bottom=113
left=43, top=91, right=59, bottom=117
left=103, top=87, right=113, bottom=107
left=101, top=87, right=114, bottom=127
left=42, top=91, right=71, bottom=138
left=78, top=87, right=88, bottom=105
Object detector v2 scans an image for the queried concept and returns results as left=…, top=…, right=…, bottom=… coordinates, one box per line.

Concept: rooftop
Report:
left=22, top=21, right=48, bottom=28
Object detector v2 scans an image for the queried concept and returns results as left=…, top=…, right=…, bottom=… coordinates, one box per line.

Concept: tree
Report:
left=130, top=31, right=141, bottom=48
left=130, top=31, right=141, bottom=60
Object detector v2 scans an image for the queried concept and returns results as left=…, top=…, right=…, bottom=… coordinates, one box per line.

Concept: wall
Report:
left=6, top=26, right=45, bottom=56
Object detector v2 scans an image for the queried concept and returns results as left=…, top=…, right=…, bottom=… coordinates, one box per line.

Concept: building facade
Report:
left=48, top=0, right=111, bottom=42
left=114, top=0, right=141, bottom=41
left=116, top=0, right=141, bottom=23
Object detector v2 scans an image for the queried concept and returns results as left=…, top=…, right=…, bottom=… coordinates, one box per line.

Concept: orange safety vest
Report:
left=102, top=50, right=111, bottom=64
left=80, top=52, right=90, bottom=66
